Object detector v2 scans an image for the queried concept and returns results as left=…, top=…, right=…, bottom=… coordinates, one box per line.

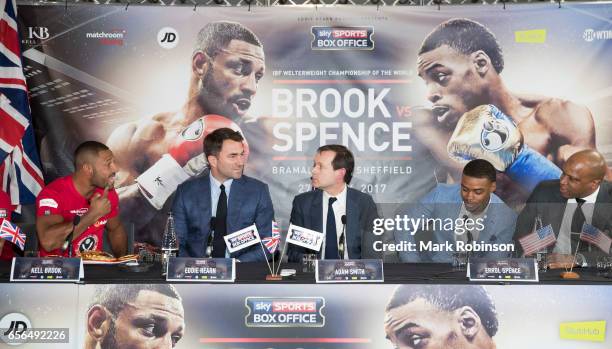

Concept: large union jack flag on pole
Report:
left=0, top=0, right=44, bottom=210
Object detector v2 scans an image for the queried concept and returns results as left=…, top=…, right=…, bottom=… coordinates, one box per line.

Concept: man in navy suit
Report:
left=395, top=159, right=517, bottom=263
left=288, top=145, right=380, bottom=262
left=172, top=128, right=273, bottom=261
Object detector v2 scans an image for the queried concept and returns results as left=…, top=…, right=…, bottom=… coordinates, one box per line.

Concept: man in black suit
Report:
left=287, top=145, right=380, bottom=262
left=514, top=149, right=612, bottom=258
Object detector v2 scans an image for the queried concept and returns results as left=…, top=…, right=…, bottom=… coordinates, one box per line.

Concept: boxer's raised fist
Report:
left=446, top=104, right=560, bottom=191
left=169, top=115, right=247, bottom=166
left=447, top=104, right=522, bottom=171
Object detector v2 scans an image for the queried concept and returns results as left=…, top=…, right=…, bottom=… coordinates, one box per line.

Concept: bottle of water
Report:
left=161, top=212, right=179, bottom=276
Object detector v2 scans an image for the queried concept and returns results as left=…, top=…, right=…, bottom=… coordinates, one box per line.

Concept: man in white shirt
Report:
left=287, top=145, right=380, bottom=262
left=515, top=149, right=612, bottom=258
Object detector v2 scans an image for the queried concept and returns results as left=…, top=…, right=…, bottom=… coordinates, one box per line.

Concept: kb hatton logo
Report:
left=27, top=27, right=49, bottom=40
left=22, top=27, right=50, bottom=46
left=583, top=28, right=612, bottom=42
left=157, top=27, right=179, bottom=49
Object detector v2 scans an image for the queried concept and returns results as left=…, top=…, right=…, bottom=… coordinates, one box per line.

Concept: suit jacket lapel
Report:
left=592, top=182, right=612, bottom=231
left=545, top=183, right=567, bottom=236
left=227, top=177, right=244, bottom=233
left=479, top=208, right=496, bottom=243
left=199, top=174, right=212, bottom=231
left=346, top=189, right=359, bottom=258
left=310, top=190, right=323, bottom=233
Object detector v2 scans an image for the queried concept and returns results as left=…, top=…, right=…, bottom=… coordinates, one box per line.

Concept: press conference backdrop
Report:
left=17, top=3, right=612, bottom=248
left=0, top=283, right=611, bottom=348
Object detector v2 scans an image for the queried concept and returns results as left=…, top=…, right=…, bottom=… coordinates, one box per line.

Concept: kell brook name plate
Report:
left=11, top=257, right=83, bottom=282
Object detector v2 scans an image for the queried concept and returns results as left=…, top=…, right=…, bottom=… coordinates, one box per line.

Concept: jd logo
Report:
left=161, top=32, right=176, bottom=43
left=0, top=312, right=31, bottom=346
left=3, top=321, right=27, bottom=336
left=27, top=27, right=49, bottom=40
left=157, top=27, right=179, bottom=49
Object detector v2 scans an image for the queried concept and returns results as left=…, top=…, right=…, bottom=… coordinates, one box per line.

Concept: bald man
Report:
left=514, top=149, right=612, bottom=257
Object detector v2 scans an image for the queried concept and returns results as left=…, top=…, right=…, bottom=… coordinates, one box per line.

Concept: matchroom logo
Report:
left=583, top=28, right=612, bottom=42
left=85, top=30, right=126, bottom=46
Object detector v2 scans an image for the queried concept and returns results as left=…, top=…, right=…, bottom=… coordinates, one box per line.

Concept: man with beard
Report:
left=414, top=18, right=610, bottom=205
left=106, top=21, right=265, bottom=247
left=36, top=141, right=127, bottom=257
left=83, top=284, right=185, bottom=349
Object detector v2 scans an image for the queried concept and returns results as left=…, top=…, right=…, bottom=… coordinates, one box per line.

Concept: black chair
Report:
left=102, top=222, right=134, bottom=255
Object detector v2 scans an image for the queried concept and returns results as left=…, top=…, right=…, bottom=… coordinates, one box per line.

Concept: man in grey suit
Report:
left=514, top=149, right=612, bottom=258
left=395, top=159, right=517, bottom=263
left=172, top=128, right=273, bottom=261
left=288, top=145, right=380, bottom=262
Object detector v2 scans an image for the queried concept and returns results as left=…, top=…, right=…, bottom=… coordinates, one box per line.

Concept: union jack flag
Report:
left=262, top=220, right=281, bottom=253
left=580, top=223, right=612, bottom=254
left=0, top=0, right=44, bottom=210
left=0, top=217, right=25, bottom=250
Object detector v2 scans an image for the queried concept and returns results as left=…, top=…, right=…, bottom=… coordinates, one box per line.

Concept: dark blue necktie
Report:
left=325, top=197, right=339, bottom=259
left=212, top=184, right=227, bottom=258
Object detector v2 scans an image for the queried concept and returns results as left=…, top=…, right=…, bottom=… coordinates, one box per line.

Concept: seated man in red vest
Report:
left=36, top=141, right=127, bottom=257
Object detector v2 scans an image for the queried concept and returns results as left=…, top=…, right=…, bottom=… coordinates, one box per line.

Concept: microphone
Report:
left=62, top=215, right=81, bottom=257
left=206, top=217, right=216, bottom=258
left=338, top=215, right=347, bottom=260
left=462, top=215, right=474, bottom=260
left=462, top=215, right=474, bottom=244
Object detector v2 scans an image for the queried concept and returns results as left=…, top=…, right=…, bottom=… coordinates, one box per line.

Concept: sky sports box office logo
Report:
left=245, top=297, right=325, bottom=327
left=311, top=27, right=374, bottom=50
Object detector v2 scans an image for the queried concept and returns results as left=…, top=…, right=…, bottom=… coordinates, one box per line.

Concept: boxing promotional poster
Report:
left=1, top=283, right=611, bottom=348
left=17, top=3, right=612, bottom=249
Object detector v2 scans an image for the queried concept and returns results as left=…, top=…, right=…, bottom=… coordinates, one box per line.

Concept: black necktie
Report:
left=570, top=198, right=586, bottom=233
left=324, top=197, right=339, bottom=259
left=212, top=184, right=227, bottom=257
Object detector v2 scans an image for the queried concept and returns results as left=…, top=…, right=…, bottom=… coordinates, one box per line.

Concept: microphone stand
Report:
left=338, top=215, right=347, bottom=260
left=206, top=217, right=216, bottom=258
left=62, top=216, right=80, bottom=257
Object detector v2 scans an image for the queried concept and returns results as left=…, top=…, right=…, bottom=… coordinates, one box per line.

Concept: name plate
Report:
left=468, top=258, right=538, bottom=282
left=10, top=257, right=83, bottom=282
left=166, top=257, right=235, bottom=282
left=315, top=259, right=384, bottom=283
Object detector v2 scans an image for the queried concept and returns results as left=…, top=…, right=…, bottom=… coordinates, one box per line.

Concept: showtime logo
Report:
left=85, top=30, right=126, bottom=46
left=583, top=28, right=612, bottom=42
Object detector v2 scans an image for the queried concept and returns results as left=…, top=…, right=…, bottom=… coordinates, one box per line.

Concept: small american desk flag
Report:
left=519, top=224, right=556, bottom=256
left=580, top=223, right=612, bottom=254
